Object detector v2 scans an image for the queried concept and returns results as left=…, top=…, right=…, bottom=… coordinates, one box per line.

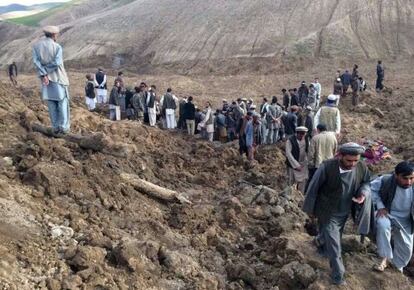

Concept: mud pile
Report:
left=0, top=82, right=412, bottom=290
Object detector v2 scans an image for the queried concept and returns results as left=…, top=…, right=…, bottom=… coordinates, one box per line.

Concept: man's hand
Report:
left=352, top=195, right=365, bottom=204
left=376, top=208, right=388, bottom=218
left=42, top=75, right=49, bottom=86
left=294, top=165, right=303, bottom=171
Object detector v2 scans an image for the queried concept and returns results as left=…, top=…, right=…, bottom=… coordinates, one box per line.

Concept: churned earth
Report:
left=0, top=58, right=413, bottom=289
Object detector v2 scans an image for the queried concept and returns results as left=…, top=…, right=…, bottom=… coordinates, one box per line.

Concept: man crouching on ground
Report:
left=372, top=161, right=414, bottom=273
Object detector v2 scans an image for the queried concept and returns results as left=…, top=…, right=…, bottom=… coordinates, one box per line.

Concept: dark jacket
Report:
left=333, top=82, right=343, bottom=95
left=340, top=72, right=352, bottom=86
left=183, top=102, right=195, bottom=120
left=85, top=81, right=95, bottom=99
left=132, top=93, right=145, bottom=117
left=147, top=92, right=156, bottom=108
left=376, top=174, right=414, bottom=233
left=377, top=64, right=384, bottom=79
left=304, top=159, right=370, bottom=224
left=125, top=89, right=134, bottom=107
left=109, top=87, right=120, bottom=106
left=284, top=112, right=297, bottom=135
left=95, top=71, right=107, bottom=89
left=290, top=94, right=299, bottom=107
left=163, top=93, right=176, bottom=110
left=286, top=135, right=309, bottom=168
left=298, top=85, right=309, bottom=106
left=215, top=113, right=226, bottom=128
left=297, top=113, right=313, bottom=134
left=8, top=64, right=17, bottom=76
left=379, top=174, right=414, bottom=215
left=351, top=78, right=360, bottom=92
left=283, top=93, right=290, bottom=109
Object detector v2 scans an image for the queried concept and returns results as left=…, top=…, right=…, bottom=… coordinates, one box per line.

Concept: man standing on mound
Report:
left=32, top=26, right=70, bottom=134
left=303, top=143, right=371, bottom=285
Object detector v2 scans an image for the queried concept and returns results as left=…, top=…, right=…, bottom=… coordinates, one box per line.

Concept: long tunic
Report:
left=372, top=177, right=413, bottom=220
left=314, top=105, right=341, bottom=134
left=32, top=37, right=69, bottom=101
left=245, top=120, right=254, bottom=147
left=303, top=161, right=371, bottom=218
left=308, top=131, right=337, bottom=168
left=286, top=138, right=308, bottom=182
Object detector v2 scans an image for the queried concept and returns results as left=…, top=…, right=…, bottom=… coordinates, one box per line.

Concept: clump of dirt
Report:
left=0, top=81, right=412, bottom=290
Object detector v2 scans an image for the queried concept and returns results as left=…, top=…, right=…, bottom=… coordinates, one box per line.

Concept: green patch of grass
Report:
left=5, top=1, right=75, bottom=27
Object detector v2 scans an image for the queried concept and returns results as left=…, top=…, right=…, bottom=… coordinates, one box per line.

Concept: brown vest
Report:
left=319, top=106, right=339, bottom=132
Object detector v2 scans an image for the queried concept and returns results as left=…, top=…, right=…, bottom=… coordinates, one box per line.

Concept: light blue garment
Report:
left=47, top=96, right=70, bottom=132
left=32, top=37, right=69, bottom=86
left=245, top=120, right=254, bottom=147
left=267, top=128, right=279, bottom=144
left=371, top=176, right=414, bottom=270
left=41, top=80, right=68, bottom=101
left=33, top=36, right=70, bottom=132
left=376, top=215, right=413, bottom=270
left=371, top=176, right=414, bottom=217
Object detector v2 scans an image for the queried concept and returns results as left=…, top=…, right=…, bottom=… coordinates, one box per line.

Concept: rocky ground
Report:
left=0, top=60, right=413, bottom=289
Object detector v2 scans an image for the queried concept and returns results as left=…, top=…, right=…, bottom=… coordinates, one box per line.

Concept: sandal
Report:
left=373, top=262, right=387, bottom=272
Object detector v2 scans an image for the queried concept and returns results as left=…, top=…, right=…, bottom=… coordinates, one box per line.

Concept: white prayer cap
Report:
left=327, top=94, right=337, bottom=101
left=296, top=126, right=309, bottom=132
left=337, top=78, right=341, bottom=82
left=43, top=26, right=60, bottom=34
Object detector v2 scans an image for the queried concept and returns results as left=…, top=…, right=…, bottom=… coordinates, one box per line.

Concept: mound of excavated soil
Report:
left=0, top=81, right=413, bottom=290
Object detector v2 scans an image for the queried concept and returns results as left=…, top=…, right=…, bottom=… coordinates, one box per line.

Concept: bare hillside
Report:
left=0, top=0, right=413, bottom=72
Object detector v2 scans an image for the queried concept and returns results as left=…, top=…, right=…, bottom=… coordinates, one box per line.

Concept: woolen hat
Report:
left=296, top=126, right=309, bottom=132
left=43, top=26, right=60, bottom=34
left=339, top=142, right=365, bottom=155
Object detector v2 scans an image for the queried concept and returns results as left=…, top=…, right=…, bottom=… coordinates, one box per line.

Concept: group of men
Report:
left=303, top=146, right=414, bottom=286
left=31, top=25, right=414, bottom=288
left=85, top=71, right=180, bottom=129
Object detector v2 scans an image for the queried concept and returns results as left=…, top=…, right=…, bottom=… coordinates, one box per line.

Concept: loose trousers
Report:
left=267, top=128, right=279, bottom=144
left=320, top=214, right=348, bottom=281
left=186, top=119, right=195, bottom=135
left=96, top=89, right=107, bottom=104
left=148, top=108, right=157, bottom=126
left=260, top=122, right=268, bottom=144
left=376, top=215, right=413, bottom=270
left=166, top=113, right=176, bottom=129
left=376, top=78, right=384, bottom=91
left=47, top=97, right=70, bottom=132
left=287, top=167, right=307, bottom=194
left=85, top=97, right=96, bottom=111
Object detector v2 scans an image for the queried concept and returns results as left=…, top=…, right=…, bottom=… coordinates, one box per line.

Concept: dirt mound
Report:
left=0, top=81, right=412, bottom=290
left=2, top=0, right=414, bottom=72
